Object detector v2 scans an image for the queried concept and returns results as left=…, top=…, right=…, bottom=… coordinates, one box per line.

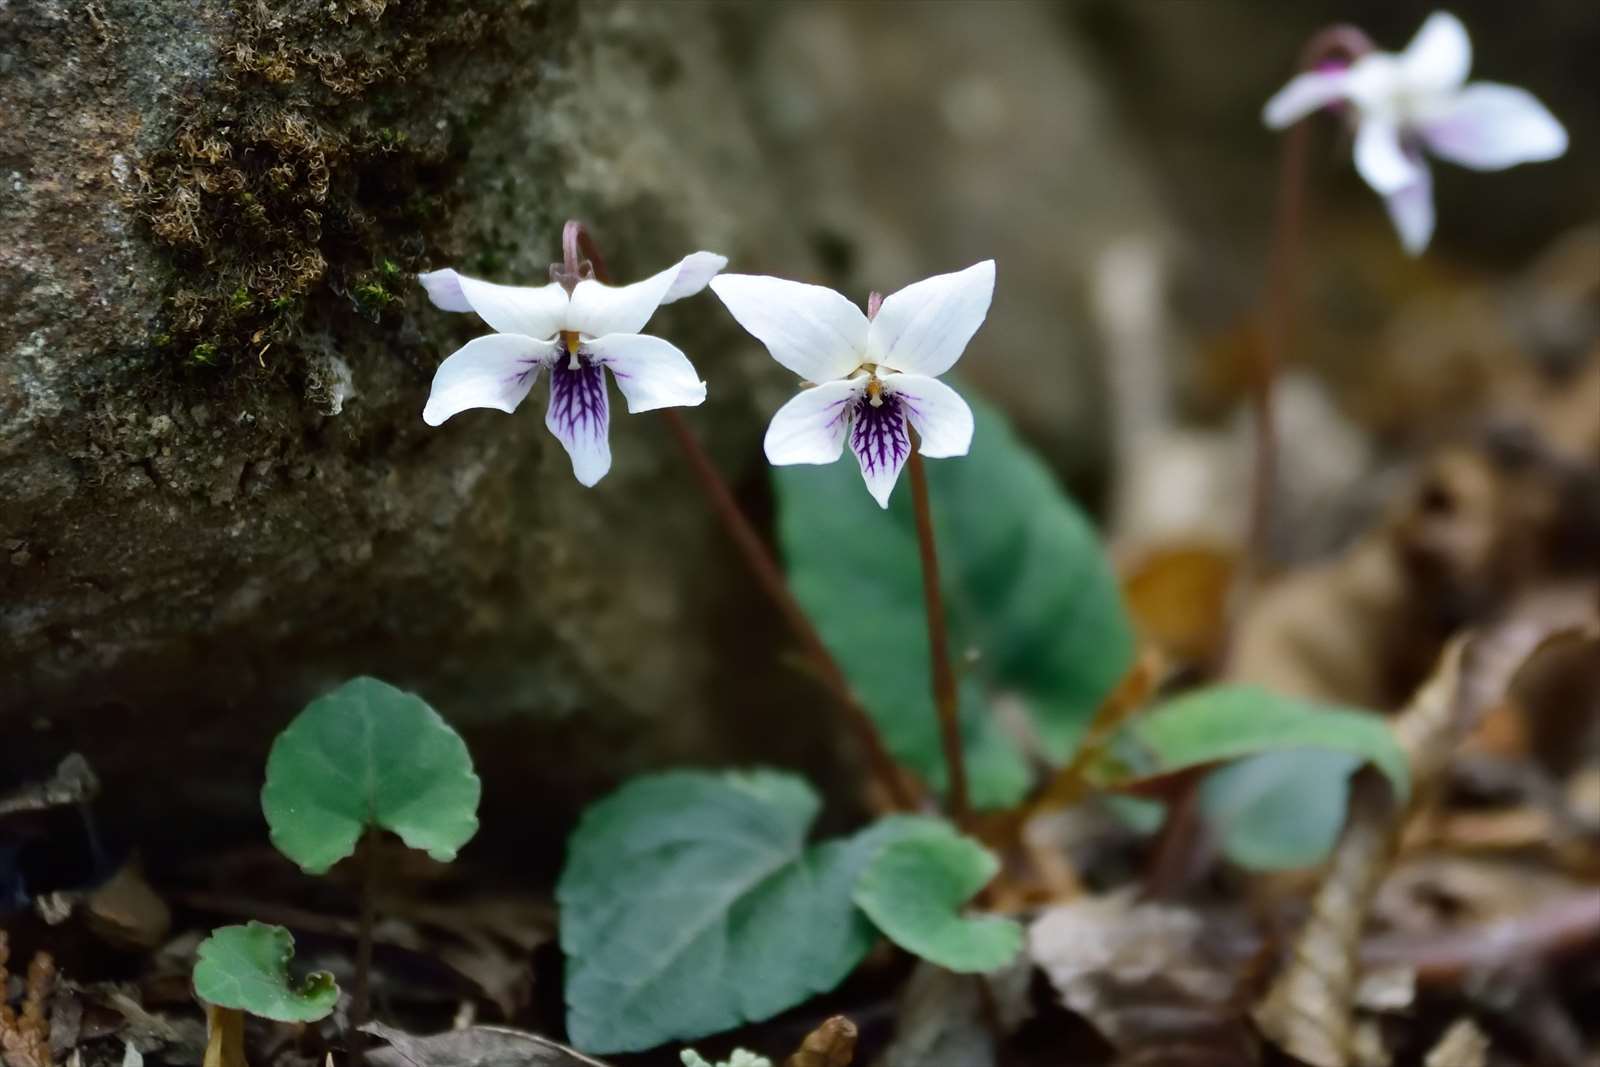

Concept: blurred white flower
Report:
left=711, top=261, right=994, bottom=508
left=418, top=251, right=725, bottom=486
left=1264, top=11, right=1567, bottom=254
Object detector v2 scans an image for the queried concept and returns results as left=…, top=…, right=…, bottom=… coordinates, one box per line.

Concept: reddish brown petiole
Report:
left=562, top=221, right=919, bottom=813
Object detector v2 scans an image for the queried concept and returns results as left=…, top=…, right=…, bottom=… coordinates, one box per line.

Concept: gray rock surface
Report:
left=0, top=0, right=829, bottom=865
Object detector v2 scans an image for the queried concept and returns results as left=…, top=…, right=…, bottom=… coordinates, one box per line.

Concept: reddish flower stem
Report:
left=348, top=828, right=377, bottom=1067
left=906, top=446, right=971, bottom=826
left=562, top=220, right=918, bottom=813
left=1247, top=25, right=1374, bottom=582
left=659, top=409, right=918, bottom=811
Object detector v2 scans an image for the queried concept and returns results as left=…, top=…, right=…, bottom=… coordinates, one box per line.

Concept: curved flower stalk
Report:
left=710, top=261, right=995, bottom=507
left=418, top=249, right=726, bottom=486
left=1264, top=11, right=1567, bottom=254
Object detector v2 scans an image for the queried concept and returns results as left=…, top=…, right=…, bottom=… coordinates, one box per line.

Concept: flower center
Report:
left=849, top=363, right=893, bottom=406
left=865, top=377, right=885, bottom=408
left=561, top=329, right=583, bottom=370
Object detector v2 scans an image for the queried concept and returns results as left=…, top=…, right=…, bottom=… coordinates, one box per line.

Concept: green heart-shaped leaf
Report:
left=776, top=391, right=1134, bottom=808
left=558, top=770, right=934, bottom=1053
left=1200, top=748, right=1365, bottom=869
left=193, top=922, right=338, bottom=1022
left=1098, top=684, right=1411, bottom=869
left=853, top=822, right=1022, bottom=973
left=262, top=676, right=481, bottom=874
left=1113, top=684, right=1409, bottom=802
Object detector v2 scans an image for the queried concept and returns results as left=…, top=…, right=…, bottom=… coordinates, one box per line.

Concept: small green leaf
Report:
left=262, top=676, right=481, bottom=874
left=852, top=822, right=1022, bottom=973
left=776, top=392, right=1134, bottom=808
left=559, top=771, right=933, bottom=1053
left=192, top=923, right=338, bottom=1022
left=1113, top=684, right=1410, bottom=804
left=1201, top=749, right=1363, bottom=869
left=1098, top=685, right=1411, bottom=870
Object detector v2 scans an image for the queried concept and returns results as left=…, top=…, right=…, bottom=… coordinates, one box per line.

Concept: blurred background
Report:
left=2, top=0, right=1596, bottom=872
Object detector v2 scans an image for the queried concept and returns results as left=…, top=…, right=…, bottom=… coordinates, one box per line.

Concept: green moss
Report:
left=353, top=280, right=397, bottom=313
left=132, top=0, right=564, bottom=371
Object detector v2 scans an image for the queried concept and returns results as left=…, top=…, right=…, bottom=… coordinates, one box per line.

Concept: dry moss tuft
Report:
left=133, top=0, right=559, bottom=372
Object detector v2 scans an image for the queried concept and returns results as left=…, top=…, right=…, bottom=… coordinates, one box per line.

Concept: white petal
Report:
left=882, top=374, right=974, bottom=458
left=1383, top=164, right=1435, bottom=256
left=587, top=332, right=707, bottom=413
left=849, top=392, right=912, bottom=509
left=545, top=358, right=611, bottom=486
left=1419, top=83, right=1568, bottom=170
left=868, top=260, right=995, bottom=378
left=1262, top=69, right=1352, bottom=128
left=422, top=334, right=555, bottom=426
left=709, top=274, right=868, bottom=382
left=660, top=251, right=730, bottom=304
left=1401, top=11, right=1471, bottom=94
left=1343, top=53, right=1410, bottom=117
left=421, top=269, right=569, bottom=338
left=763, top=378, right=864, bottom=466
left=1353, top=117, right=1422, bottom=195
left=417, top=269, right=472, bottom=312
left=568, top=250, right=727, bottom=337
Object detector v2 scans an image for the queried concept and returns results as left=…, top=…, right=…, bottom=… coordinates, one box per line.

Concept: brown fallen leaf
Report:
left=782, top=1015, right=855, bottom=1067
left=85, top=864, right=172, bottom=950
left=362, top=1022, right=608, bottom=1067
left=1422, top=1019, right=1489, bottom=1067
left=1028, top=891, right=1262, bottom=1066
left=1, top=932, right=55, bottom=1067
left=200, top=1006, right=247, bottom=1067
left=1253, top=616, right=1574, bottom=1067
left=1121, top=545, right=1236, bottom=668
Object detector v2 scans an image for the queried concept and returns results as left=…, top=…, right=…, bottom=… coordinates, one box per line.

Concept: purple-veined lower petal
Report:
left=422, top=333, right=556, bottom=426
left=1383, top=161, right=1435, bottom=256
left=763, top=378, right=864, bottom=466
left=1400, top=11, right=1472, bottom=95
left=419, top=269, right=568, bottom=338
left=709, top=274, right=868, bottom=383
left=1262, top=68, right=1353, bottom=129
left=881, top=373, right=974, bottom=458
left=587, top=332, right=707, bottom=414
left=869, top=260, right=995, bottom=379
left=1419, top=82, right=1568, bottom=170
left=545, top=356, right=612, bottom=487
left=1353, top=116, right=1422, bottom=195
left=849, top=390, right=912, bottom=509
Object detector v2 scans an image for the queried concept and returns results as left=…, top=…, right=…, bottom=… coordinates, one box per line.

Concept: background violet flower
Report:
left=1263, top=11, right=1567, bottom=254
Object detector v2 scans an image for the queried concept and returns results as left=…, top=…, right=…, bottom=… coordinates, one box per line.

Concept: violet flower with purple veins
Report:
left=710, top=261, right=994, bottom=508
left=417, top=247, right=725, bottom=486
left=1264, top=11, right=1567, bottom=255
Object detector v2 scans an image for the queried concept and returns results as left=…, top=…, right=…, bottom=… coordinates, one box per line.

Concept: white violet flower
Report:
left=418, top=251, right=726, bottom=486
left=711, top=261, right=994, bottom=508
left=1263, top=10, right=1567, bottom=254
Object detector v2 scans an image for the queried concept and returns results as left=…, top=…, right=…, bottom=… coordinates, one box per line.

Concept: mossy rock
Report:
left=0, top=0, right=832, bottom=874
